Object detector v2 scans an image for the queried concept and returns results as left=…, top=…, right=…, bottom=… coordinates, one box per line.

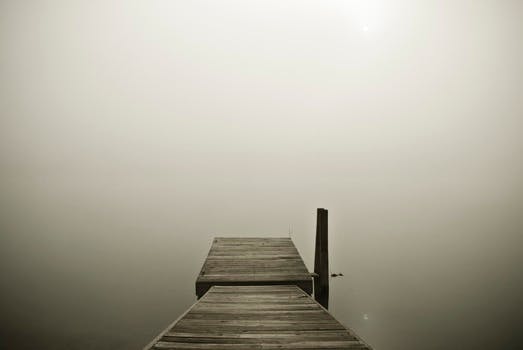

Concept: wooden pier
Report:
left=196, top=237, right=313, bottom=298
left=144, top=210, right=373, bottom=349
left=144, top=285, right=372, bottom=349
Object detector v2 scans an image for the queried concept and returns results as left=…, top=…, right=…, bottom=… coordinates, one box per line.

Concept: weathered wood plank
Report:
left=196, top=238, right=313, bottom=298
left=144, top=285, right=372, bottom=350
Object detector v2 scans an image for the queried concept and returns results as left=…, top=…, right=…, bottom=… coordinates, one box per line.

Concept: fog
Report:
left=1, top=1, right=522, bottom=349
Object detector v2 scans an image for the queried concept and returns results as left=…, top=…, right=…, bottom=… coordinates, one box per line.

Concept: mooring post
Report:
left=314, top=208, right=329, bottom=309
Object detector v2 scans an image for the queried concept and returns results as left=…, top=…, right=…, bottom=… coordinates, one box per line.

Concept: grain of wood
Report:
left=145, top=285, right=372, bottom=350
left=196, top=238, right=312, bottom=298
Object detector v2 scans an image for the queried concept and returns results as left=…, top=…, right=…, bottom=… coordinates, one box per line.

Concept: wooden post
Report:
left=314, top=208, right=329, bottom=309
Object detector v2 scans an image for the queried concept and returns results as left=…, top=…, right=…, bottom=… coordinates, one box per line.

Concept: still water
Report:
left=1, top=170, right=521, bottom=349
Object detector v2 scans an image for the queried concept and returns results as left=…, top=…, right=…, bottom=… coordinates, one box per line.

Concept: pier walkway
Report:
left=144, top=236, right=373, bottom=349
left=196, top=237, right=312, bottom=298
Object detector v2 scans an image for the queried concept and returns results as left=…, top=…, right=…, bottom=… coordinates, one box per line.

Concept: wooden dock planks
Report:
left=145, top=285, right=372, bottom=350
left=195, top=237, right=313, bottom=298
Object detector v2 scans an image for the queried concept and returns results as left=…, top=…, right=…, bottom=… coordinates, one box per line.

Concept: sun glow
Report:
left=339, top=0, right=388, bottom=33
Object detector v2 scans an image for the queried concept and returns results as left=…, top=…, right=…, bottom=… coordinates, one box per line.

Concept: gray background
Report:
left=1, top=1, right=522, bottom=349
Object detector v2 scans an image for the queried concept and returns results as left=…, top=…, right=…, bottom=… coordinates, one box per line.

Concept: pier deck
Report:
left=195, top=237, right=313, bottom=298
left=145, top=285, right=372, bottom=350
left=144, top=236, right=373, bottom=349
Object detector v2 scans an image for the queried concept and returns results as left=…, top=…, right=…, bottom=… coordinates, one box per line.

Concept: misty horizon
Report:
left=1, top=1, right=522, bottom=349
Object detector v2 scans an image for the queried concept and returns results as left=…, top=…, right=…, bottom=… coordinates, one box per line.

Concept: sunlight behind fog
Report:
left=1, top=1, right=522, bottom=349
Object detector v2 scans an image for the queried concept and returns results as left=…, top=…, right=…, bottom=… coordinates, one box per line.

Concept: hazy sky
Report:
left=1, top=1, right=522, bottom=349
